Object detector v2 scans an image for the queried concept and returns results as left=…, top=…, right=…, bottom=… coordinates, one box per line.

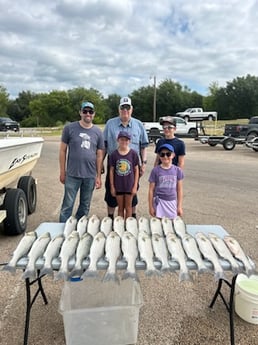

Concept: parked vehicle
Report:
left=176, top=108, right=217, bottom=122
left=142, top=117, right=199, bottom=143
left=224, top=116, right=258, bottom=142
left=0, top=117, right=20, bottom=132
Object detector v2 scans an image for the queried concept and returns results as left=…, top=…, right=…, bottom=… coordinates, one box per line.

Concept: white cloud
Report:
left=0, top=0, right=258, bottom=98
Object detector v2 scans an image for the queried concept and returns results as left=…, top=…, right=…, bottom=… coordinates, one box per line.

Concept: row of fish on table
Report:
left=2, top=215, right=256, bottom=283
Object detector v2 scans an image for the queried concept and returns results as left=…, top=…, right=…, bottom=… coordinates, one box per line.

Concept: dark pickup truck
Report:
left=224, top=116, right=258, bottom=141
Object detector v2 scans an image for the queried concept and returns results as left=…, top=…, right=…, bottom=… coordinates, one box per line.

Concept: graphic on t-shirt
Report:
left=116, top=159, right=131, bottom=176
left=79, top=133, right=90, bottom=149
left=158, top=175, right=176, bottom=189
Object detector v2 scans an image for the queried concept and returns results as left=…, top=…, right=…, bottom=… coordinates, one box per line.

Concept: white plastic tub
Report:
left=59, top=279, right=143, bottom=345
left=235, top=274, right=258, bottom=324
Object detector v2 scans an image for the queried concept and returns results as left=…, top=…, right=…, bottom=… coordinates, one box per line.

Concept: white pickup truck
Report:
left=142, top=117, right=199, bottom=142
left=176, top=108, right=217, bottom=121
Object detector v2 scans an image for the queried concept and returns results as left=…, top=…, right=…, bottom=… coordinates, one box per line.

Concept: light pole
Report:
left=153, top=75, right=157, bottom=122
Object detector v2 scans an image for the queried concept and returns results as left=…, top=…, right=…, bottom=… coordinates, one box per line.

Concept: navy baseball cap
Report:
left=158, top=144, right=174, bottom=152
left=117, top=131, right=131, bottom=140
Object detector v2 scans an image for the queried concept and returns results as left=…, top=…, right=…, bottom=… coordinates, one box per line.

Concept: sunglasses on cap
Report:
left=82, top=109, right=94, bottom=115
left=120, top=104, right=131, bottom=111
left=159, top=151, right=172, bottom=158
left=163, top=125, right=175, bottom=130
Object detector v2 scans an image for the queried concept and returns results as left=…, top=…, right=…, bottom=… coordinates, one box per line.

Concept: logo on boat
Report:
left=9, top=153, right=38, bottom=169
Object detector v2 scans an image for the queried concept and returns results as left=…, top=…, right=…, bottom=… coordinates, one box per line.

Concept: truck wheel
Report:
left=222, top=137, right=236, bottom=150
left=208, top=142, right=217, bottom=147
left=188, top=128, right=198, bottom=138
left=18, top=176, right=37, bottom=214
left=251, top=137, right=258, bottom=152
left=246, top=132, right=257, bottom=143
left=3, top=188, right=28, bottom=236
left=208, top=115, right=213, bottom=121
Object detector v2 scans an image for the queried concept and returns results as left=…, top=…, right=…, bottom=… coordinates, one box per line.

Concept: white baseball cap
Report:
left=119, top=96, right=132, bottom=106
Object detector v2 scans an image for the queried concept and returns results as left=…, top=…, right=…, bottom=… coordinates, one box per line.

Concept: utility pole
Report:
left=153, top=75, right=157, bottom=122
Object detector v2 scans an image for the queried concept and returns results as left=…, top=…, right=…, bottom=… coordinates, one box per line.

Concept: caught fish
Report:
left=103, top=231, right=121, bottom=283
left=195, top=232, right=225, bottom=281
left=224, top=235, right=256, bottom=276
left=39, top=234, right=64, bottom=277
left=208, top=232, right=241, bottom=275
left=151, top=233, right=171, bottom=274
left=182, top=234, right=209, bottom=274
left=138, top=216, right=151, bottom=235
left=121, top=231, right=139, bottom=282
left=138, top=232, right=160, bottom=276
left=63, top=216, right=77, bottom=238
left=173, top=216, right=187, bottom=238
left=87, top=214, right=100, bottom=237
left=3, top=231, right=37, bottom=274
left=76, top=215, right=88, bottom=238
left=125, top=216, right=138, bottom=238
left=161, top=217, right=175, bottom=236
left=166, top=233, right=193, bottom=282
left=150, top=217, right=163, bottom=236
left=113, top=216, right=125, bottom=237
left=100, top=216, right=113, bottom=237
left=22, top=232, right=51, bottom=279
left=70, top=232, right=93, bottom=278
left=81, top=231, right=106, bottom=279
left=55, top=231, right=79, bottom=281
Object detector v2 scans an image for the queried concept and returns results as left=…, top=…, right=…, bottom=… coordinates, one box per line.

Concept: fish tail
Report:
left=179, top=271, right=193, bottom=282
left=2, top=264, right=16, bottom=274
left=122, top=271, right=140, bottom=282
left=39, top=267, right=54, bottom=277
left=145, top=269, right=161, bottom=277
left=102, top=272, right=120, bottom=284
left=55, top=270, right=69, bottom=281
left=161, top=267, right=172, bottom=275
left=214, top=271, right=225, bottom=282
left=22, top=269, right=36, bottom=280
left=245, top=267, right=257, bottom=277
left=81, top=270, right=99, bottom=280
left=69, top=268, right=83, bottom=278
left=231, top=265, right=241, bottom=275
left=198, top=266, right=210, bottom=274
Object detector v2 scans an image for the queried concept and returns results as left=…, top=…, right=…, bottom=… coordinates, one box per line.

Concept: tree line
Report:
left=1, top=74, right=258, bottom=127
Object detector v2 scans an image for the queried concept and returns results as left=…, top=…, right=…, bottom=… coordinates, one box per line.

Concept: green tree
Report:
left=0, top=85, right=9, bottom=116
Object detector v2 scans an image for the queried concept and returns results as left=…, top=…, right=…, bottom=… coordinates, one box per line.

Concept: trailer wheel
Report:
left=17, top=176, right=37, bottom=214
left=188, top=128, right=198, bottom=138
left=222, top=137, right=236, bottom=150
left=3, top=188, right=28, bottom=236
left=208, top=142, right=217, bottom=147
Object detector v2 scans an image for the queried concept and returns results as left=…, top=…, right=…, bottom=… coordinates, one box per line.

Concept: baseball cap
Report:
left=81, top=101, right=94, bottom=110
left=117, top=131, right=131, bottom=140
left=119, top=97, right=132, bottom=107
left=160, top=116, right=176, bottom=127
left=158, top=144, right=174, bottom=153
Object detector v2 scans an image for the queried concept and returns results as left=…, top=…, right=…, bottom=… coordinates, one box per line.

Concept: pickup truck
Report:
left=176, top=108, right=217, bottom=122
left=224, top=116, right=258, bottom=142
left=142, top=117, right=199, bottom=143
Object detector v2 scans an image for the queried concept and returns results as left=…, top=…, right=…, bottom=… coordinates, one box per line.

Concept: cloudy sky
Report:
left=1, top=0, right=258, bottom=99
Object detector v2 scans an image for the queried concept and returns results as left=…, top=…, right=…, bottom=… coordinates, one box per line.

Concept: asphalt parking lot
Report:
left=0, top=137, right=257, bottom=345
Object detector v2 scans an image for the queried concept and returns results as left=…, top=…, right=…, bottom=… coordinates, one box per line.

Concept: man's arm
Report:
left=59, top=142, right=67, bottom=184
left=95, top=149, right=104, bottom=188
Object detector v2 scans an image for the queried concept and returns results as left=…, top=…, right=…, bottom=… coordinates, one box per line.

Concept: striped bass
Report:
left=150, top=217, right=163, bottom=236
left=121, top=231, right=139, bottom=282
left=173, top=216, right=187, bottom=238
left=224, top=235, right=256, bottom=276
left=166, top=233, right=193, bottom=282
left=182, top=234, right=209, bottom=274
left=125, top=216, right=138, bottom=238
left=22, top=232, right=51, bottom=279
left=138, top=216, right=151, bottom=235
left=161, top=217, right=175, bottom=236
left=63, top=216, right=77, bottom=238
left=138, top=232, right=160, bottom=276
left=55, top=231, right=79, bottom=281
left=103, top=231, right=121, bottom=283
left=100, top=216, right=113, bottom=237
left=151, top=233, right=171, bottom=274
left=3, top=231, right=37, bottom=274
left=70, top=232, right=93, bottom=278
left=195, top=232, right=225, bottom=281
left=87, top=214, right=100, bottom=237
left=39, top=234, right=64, bottom=277
left=113, top=216, right=125, bottom=237
left=208, top=232, right=241, bottom=275
left=81, top=231, right=106, bottom=279
left=76, top=215, right=88, bottom=238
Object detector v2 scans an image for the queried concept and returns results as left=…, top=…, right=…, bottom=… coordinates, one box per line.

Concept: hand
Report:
left=140, top=164, right=146, bottom=177
left=95, top=177, right=102, bottom=189
left=149, top=206, right=156, bottom=217
left=177, top=207, right=183, bottom=216
left=60, top=172, right=66, bottom=184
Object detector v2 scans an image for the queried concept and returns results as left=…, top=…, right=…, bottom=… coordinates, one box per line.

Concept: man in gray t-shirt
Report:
left=59, top=101, right=104, bottom=222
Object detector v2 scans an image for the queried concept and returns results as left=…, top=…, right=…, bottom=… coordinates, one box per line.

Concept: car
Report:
left=0, top=117, right=20, bottom=132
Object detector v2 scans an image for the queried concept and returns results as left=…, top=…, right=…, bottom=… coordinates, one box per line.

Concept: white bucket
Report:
left=235, top=274, right=258, bottom=324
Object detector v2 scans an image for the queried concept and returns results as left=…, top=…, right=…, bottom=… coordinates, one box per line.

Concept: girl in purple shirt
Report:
left=148, top=143, right=184, bottom=219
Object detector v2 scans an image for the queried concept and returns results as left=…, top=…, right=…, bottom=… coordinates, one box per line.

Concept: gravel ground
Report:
left=0, top=137, right=257, bottom=345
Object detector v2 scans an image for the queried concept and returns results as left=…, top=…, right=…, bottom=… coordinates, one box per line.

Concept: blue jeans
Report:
left=59, top=176, right=95, bottom=223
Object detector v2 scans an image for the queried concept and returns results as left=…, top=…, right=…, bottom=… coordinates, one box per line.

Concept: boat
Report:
left=0, top=136, right=44, bottom=236
left=0, top=136, right=44, bottom=190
